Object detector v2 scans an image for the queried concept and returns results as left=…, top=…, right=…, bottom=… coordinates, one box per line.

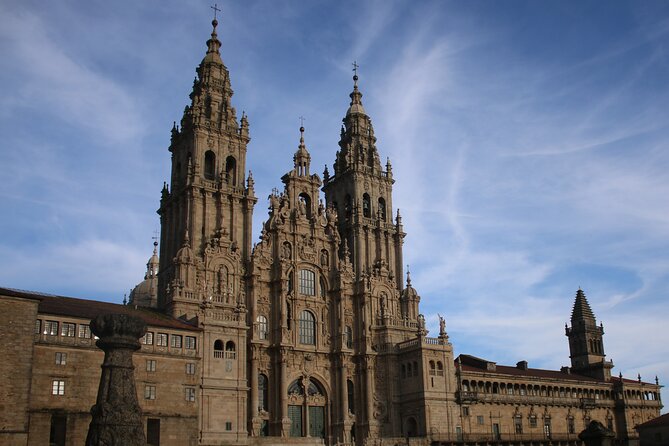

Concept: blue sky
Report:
left=1, top=1, right=668, bottom=407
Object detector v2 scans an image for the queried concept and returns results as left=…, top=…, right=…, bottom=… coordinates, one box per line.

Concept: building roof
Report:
left=457, top=354, right=658, bottom=386
left=0, top=287, right=199, bottom=331
left=458, top=354, right=601, bottom=383
left=636, top=412, right=669, bottom=429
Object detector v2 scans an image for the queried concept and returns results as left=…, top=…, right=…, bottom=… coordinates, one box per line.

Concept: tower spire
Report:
left=347, top=62, right=366, bottom=116
left=293, top=122, right=311, bottom=176
left=205, top=16, right=222, bottom=58
left=565, top=288, right=613, bottom=380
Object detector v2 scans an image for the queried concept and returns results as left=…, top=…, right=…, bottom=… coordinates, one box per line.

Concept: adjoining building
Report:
left=0, top=17, right=662, bottom=446
left=635, top=413, right=669, bottom=446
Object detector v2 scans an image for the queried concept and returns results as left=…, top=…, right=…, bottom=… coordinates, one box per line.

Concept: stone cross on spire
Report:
left=211, top=3, right=221, bottom=20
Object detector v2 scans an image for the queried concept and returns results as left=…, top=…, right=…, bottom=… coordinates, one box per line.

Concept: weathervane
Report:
left=352, top=60, right=359, bottom=77
left=299, top=116, right=306, bottom=127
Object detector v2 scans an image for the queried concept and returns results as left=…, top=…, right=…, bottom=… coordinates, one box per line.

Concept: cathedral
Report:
left=0, top=17, right=662, bottom=446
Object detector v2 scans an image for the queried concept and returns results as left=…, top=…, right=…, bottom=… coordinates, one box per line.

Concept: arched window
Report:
left=413, top=361, right=418, bottom=376
left=429, top=361, right=436, bottom=376
left=344, top=194, right=352, bottom=221
left=204, top=150, right=216, bottom=180
left=298, top=310, right=316, bottom=345
left=288, top=379, right=304, bottom=395
left=407, top=362, right=412, bottom=377
left=345, top=326, right=353, bottom=348
left=214, top=339, right=223, bottom=358
left=405, top=417, right=418, bottom=437
left=225, top=156, right=237, bottom=185
left=258, top=373, right=268, bottom=411
left=378, top=197, right=386, bottom=221
left=257, top=315, right=268, bottom=340
left=362, top=193, right=371, bottom=218
left=225, top=340, right=236, bottom=359
left=299, top=269, right=315, bottom=296
left=401, top=364, right=406, bottom=379
left=347, top=380, right=355, bottom=414
left=437, top=361, right=444, bottom=376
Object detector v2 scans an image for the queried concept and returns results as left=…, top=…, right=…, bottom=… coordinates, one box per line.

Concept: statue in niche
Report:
left=298, top=196, right=307, bottom=217
left=320, top=249, right=329, bottom=267
left=217, top=266, right=227, bottom=295
left=380, top=295, right=387, bottom=319
left=282, top=242, right=291, bottom=260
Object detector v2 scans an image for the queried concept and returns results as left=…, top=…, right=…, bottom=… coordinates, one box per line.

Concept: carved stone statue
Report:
left=438, top=313, right=446, bottom=336
left=85, top=313, right=147, bottom=446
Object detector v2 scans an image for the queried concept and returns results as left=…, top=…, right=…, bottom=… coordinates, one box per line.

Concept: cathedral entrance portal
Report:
left=287, top=377, right=327, bottom=439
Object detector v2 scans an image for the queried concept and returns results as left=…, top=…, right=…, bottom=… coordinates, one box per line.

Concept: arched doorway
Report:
left=404, top=417, right=418, bottom=437
left=287, top=377, right=327, bottom=438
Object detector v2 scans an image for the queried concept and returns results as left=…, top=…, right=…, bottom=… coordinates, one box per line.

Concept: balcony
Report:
left=456, top=391, right=479, bottom=403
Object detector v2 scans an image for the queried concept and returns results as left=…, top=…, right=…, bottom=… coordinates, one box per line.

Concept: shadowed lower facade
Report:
left=0, top=17, right=662, bottom=446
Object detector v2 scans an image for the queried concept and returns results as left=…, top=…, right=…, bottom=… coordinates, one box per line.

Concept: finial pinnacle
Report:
left=352, top=60, right=359, bottom=86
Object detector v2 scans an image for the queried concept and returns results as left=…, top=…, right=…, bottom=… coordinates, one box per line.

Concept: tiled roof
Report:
left=457, top=354, right=601, bottom=383
left=0, top=287, right=199, bottom=331
left=636, top=412, right=669, bottom=429
left=457, top=354, right=657, bottom=386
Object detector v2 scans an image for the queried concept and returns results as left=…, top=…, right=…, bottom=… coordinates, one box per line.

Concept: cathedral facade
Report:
left=0, top=18, right=662, bottom=446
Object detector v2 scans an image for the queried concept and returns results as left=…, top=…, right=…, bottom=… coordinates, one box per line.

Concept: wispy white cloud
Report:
left=0, top=7, right=144, bottom=146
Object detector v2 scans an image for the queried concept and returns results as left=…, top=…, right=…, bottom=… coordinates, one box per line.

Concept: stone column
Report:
left=85, top=313, right=147, bottom=446
left=280, top=353, right=291, bottom=437
left=250, top=346, right=260, bottom=436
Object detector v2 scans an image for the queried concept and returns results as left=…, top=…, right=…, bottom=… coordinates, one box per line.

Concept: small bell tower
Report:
left=565, top=288, right=613, bottom=380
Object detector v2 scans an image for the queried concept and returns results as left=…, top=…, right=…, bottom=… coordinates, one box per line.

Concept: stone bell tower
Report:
left=323, top=70, right=420, bottom=442
left=322, top=71, right=406, bottom=290
left=157, top=17, right=255, bottom=444
left=565, top=288, right=613, bottom=380
left=157, top=17, right=257, bottom=320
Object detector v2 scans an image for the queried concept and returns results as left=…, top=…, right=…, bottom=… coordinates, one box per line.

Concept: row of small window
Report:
left=337, top=194, right=387, bottom=220
left=145, top=360, right=197, bottom=375
left=52, top=357, right=197, bottom=374
left=51, top=378, right=198, bottom=402
left=460, top=411, right=613, bottom=434
left=144, top=385, right=197, bottom=402
left=256, top=313, right=353, bottom=347
left=401, top=360, right=444, bottom=379
left=36, top=320, right=92, bottom=338
left=140, top=331, right=197, bottom=350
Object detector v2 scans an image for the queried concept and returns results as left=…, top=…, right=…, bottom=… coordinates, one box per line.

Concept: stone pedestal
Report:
left=85, top=313, right=147, bottom=446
